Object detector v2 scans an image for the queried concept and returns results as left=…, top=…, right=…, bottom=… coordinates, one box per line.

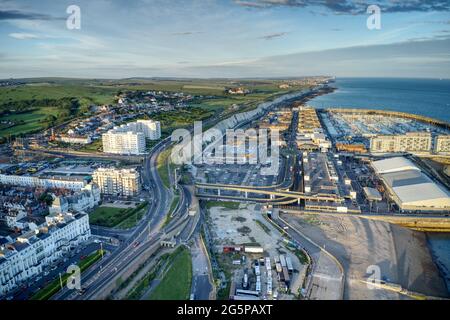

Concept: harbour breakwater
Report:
left=324, top=108, right=450, bottom=130
left=360, top=215, right=450, bottom=232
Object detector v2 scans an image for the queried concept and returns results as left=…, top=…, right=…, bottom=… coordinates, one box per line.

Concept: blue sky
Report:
left=0, top=0, right=449, bottom=78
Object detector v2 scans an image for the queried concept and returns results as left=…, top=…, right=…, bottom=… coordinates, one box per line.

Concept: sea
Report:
left=308, top=77, right=450, bottom=123
left=427, top=233, right=450, bottom=293
left=309, top=77, right=450, bottom=293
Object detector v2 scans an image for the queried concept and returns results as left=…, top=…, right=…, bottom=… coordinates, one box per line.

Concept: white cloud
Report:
left=9, top=32, right=41, bottom=40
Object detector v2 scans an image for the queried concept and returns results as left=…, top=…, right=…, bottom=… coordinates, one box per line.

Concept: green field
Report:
left=115, top=204, right=148, bottom=229
left=126, top=252, right=172, bottom=300
left=79, top=139, right=103, bottom=153
left=147, top=247, right=192, bottom=300
left=0, top=107, right=57, bottom=137
left=157, top=147, right=174, bottom=189
left=89, top=202, right=148, bottom=228
left=0, top=82, right=117, bottom=139
left=151, top=107, right=215, bottom=137
left=31, top=249, right=104, bottom=300
left=163, top=194, right=180, bottom=227
left=169, top=194, right=180, bottom=215
left=0, top=83, right=116, bottom=105
left=93, top=78, right=288, bottom=96
left=0, top=78, right=304, bottom=141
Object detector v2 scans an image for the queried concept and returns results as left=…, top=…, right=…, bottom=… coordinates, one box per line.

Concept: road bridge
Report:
left=195, top=182, right=342, bottom=203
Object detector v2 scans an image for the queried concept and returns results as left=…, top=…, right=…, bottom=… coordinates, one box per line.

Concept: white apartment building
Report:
left=49, top=184, right=101, bottom=214
left=0, top=212, right=90, bottom=297
left=435, top=135, right=450, bottom=154
left=102, top=120, right=161, bottom=155
left=92, top=168, right=141, bottom=197
left=0, top=174, right=87, bottom=190
left=102, top=130, right=146, bottom=155
left=134, top=120, right=161, bottom=140
left=370, top=132, right=432, bottom=154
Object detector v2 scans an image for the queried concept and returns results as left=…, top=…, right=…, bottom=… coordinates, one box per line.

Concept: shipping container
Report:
left=286, top=256, right=294, bottom=273
left=265, top=257, right=271, bottom=271
left=282, top=267, right=290, bottom=286
left=243, top=272, right=249, bottom=289
left=233, top=295, right=259, bottom=300
left=275, top=263, right=282, bottom=273
left=244, top=246, right=264, bottom=254
left=255, top=265, right=260, bottom=276
left=236, top=289, right=259, bottom=297
left=279, top=254, right=287, bottom=267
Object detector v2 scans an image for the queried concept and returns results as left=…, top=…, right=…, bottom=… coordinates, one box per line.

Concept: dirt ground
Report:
left=282, top=212, right=449, bottom=300
left=208, top=203, right=307, bottom=299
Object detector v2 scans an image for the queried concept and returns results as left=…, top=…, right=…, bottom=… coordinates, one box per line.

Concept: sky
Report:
left=0, top=0, right=449, bottom=79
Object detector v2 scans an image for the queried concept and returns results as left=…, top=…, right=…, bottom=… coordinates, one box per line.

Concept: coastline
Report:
left=281, top=213, right=450, bottom=299
left=426, top=233, right=450, bottom=294
left=390, top=225, right=449, bottom=298
left=303, top=78, right=450, bottom=297
left=308, top=77, right=450, bottom=123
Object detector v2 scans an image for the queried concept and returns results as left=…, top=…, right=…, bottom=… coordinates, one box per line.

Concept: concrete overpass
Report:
left=196, top=193, right=300, bottom=205
left=195, top=182, right=343, bottom=204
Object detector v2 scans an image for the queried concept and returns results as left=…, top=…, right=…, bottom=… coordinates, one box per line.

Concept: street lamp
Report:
left=59, top=272, right=63, bottom=290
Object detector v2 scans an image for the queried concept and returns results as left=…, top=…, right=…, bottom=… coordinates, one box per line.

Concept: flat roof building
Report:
left=371, top=157, right=419, bottom=174
left=435, top=135, right=450, bottom=155
left=102, top=119, right=161, bottom=155
left=363, top=187, right=383, bottom=202
left=371, top=157, right=450, bottom=212
left=370, top=132, right=432, bottom=154
left=92, top=167, right=141, bottom=197
left=102, top=130, right=146, bottom=155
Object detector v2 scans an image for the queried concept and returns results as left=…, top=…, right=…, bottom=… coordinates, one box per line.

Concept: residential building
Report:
left=228, top=87, right=250, bottom=95
left=0, top=174, right=88, bottom=191
left=0, top=212, right=90, bottom=296
left=336, top=143, right=367, bottom=153
left=296, top=106, right=331, bottom=152
left=102, top=130, right=146, bottom=155
left=102, top=119, right=161, bottom=155
left=49, top=184, right=100, bottom=214
left=56, top=134, right=92, bottom=144
left=134, top=120, right=161, bottom=140
left=370, top=132, right=432, bottom=153
left=435, top=135, right=450, bottom=154
left=92, top=168, right=141, bottom=197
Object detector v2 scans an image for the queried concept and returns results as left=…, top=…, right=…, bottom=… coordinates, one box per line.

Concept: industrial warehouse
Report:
left=371, top=157, right=450, bottom=212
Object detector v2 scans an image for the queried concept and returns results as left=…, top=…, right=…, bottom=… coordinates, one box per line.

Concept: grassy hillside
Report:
left=0, top=83, right=117, bottom=139
left=0, top=84, right=116, bottom=107
left=0, top=78, right=302, bottom=140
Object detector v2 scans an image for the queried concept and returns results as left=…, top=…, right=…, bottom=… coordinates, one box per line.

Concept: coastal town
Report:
left=0, top=75, right=449, bottom=302
left=1, top=1, right=450, bottom=312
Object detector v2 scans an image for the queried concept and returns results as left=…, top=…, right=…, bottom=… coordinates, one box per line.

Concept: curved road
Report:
left=272, top=210, right=344, bottom=300
left=53, top=138, right=173, bottom=300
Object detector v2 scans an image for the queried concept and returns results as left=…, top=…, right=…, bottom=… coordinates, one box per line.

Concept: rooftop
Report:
left=372, top=157, right=419, bottom=174
left=381, top=169, right=450, bottom=205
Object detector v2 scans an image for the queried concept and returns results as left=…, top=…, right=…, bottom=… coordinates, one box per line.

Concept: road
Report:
left=12, top=241, right=102, bottom=300
left=271, top=210, right=344, bottom=300
left=190, top=236, right=213, bottom=300
left=53, top=138, right=174, bottom=300
left=48, top=89, right=310, bottom=300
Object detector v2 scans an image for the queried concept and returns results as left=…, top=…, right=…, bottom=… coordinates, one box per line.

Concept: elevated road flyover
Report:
left=195, top=182, right=343, bottom=204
